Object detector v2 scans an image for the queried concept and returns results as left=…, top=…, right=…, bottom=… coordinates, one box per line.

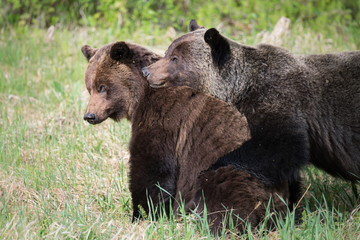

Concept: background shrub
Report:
left=1, top=0, right=360, bottom=39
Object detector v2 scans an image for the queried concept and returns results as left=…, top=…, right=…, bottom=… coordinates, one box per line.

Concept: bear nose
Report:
left=83, top=113, right=96, bottom=122
left=142, top=67, right=151, bottom=78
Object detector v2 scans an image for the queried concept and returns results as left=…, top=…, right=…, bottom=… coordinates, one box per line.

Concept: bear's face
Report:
left=145, top=27, right=232, bottom=100
left=145, top=29, right=211, bottom=91
left=82, top=42, right=143, bottom=124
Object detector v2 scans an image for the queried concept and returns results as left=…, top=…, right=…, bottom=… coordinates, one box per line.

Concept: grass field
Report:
left=1, top=22, right=360, bottom=239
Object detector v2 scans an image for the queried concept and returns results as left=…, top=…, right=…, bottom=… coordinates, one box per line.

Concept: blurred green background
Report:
left=2, top=0, right=360, bottom=45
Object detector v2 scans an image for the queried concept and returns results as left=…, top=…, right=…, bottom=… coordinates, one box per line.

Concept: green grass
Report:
left=1, top=21, right=360, bottom=239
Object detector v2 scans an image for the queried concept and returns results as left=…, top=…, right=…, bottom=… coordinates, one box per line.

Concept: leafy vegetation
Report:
left=1, top=0, right=360, bottom=42
left=1, top=1, right=360, bottom=239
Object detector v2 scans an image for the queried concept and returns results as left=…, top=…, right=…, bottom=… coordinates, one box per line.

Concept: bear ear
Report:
left=81, top=45, right=97, bottom=62
left=110, top=41, right=133, bottom=62
left=189, top=19, right=203, bottom=32
left=204, top=28, right=231, bottom=68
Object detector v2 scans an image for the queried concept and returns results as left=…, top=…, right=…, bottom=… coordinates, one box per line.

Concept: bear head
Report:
left=82, top=41, right=161, bottom=124
left=144, top=20, right=233, bottom=101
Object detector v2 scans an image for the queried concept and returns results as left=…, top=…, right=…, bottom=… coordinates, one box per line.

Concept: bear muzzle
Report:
left=142, top=64, right=171, bottom=88
left=83, top=112, right=98, bottom=124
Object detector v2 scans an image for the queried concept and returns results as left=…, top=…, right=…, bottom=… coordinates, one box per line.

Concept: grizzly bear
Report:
left=81, top=41, right=289, bottom=231
left=143, top=20, right=360, bottom=193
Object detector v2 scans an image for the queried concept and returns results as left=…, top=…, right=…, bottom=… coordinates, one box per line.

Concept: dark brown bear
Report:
left=144, top=20, right=360, bottom=198
left=81, top=41, right=289, bottom=231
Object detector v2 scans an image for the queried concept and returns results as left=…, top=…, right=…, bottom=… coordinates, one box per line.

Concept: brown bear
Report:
left=143, top=20, right=360, bottom=197
left=81, top=41, right=289, bottom=231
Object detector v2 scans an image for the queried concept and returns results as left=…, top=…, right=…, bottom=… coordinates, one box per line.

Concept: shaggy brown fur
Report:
left=193, top=165, right=289, bottom=230
left=144, top=20, right=360, bottom=199
left=81, top=41, right=289, bottom=231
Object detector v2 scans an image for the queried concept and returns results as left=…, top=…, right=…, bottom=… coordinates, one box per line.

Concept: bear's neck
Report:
left=127, top=72, right=153, bottom=121
left=217, top=45, right=269, bottom=112
left=127, top=55, right=161, bottom=120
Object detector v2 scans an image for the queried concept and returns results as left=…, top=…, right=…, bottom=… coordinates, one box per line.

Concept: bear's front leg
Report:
left=129, top=153, right=178, bottom=221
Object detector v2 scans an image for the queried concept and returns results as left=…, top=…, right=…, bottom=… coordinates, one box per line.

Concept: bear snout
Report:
left=142, top=67, right=151, bottom=78
left=83, top=112, right=97, bottom=124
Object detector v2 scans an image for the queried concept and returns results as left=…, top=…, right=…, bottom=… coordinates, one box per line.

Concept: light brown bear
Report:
left=144, top=20, right=360, bottom=200
left=81, top=41, right=289, bottom=232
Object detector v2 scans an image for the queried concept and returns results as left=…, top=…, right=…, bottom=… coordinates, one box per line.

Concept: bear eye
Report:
left=171, top=56, right=178, bottom=62
left=98, top=85, right=106, bottom=93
